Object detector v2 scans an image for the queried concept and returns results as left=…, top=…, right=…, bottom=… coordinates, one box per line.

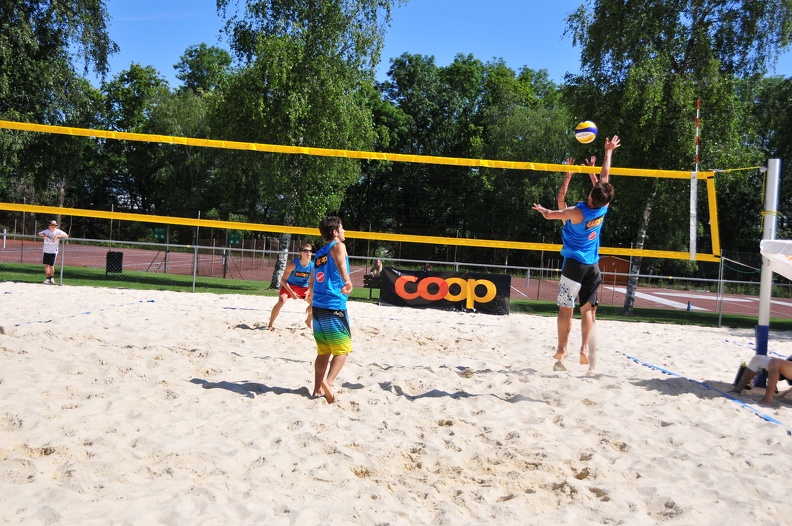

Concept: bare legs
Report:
left=313, top=353, right=347, bottom=403
left=268, top=293, right=289, bottom=330
left=270, top=294, right=312, bottom=330
left=305, top=304, right=313, bottom=329
left=554, top=304, right=597, bottom=372
left=313, top=354, right=330, bottom=398
left=732, top=358, right=792, bottom=406
left=730, top=368, right=757, bottom=394
left=554, top=306, right=573, bottom=362
left=760, top=359, right=792, bottom=406
left=580, top=303, right=597, bottom=367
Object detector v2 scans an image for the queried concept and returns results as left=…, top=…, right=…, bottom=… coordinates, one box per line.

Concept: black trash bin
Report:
left=106, top=251, right=123, bottom=274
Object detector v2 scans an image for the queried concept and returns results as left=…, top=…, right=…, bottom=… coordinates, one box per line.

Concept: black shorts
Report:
left=42, top=253, right=56, bottom=266
left=559, top=258, right=601, bottom=308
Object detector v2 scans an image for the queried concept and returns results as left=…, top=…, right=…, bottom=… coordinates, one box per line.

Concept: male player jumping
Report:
left=533, top=135, right=621, bottom=372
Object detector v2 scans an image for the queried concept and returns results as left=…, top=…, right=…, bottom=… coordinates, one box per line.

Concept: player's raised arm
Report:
left=600, top=136, right=620, bottom=184
left=558, top=158, right=575, bottom=211
left=585, top=156, right=597, bottom=185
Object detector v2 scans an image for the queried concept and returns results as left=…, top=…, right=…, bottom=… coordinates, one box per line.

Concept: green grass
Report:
left=0, top=262, right=276, bottom=296
left=2, top=262, right=788, bottom=329
left=0, top=261, right=387, bottom=300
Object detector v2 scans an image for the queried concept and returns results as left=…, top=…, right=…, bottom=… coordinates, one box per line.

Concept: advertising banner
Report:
left=379, top=268, right=511, bottom=315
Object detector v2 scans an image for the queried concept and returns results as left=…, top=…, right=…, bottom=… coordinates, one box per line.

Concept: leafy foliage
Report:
left=0, top=0, right=116, bottom=205
left=1, top=0, right=791, bottom=279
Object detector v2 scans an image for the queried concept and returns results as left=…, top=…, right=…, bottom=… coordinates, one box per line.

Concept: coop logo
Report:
left=586, top=217, right=603, bottom=229
left=394, top=275, right=497, bottom=309
left=294, top=271, right=310, bottom=278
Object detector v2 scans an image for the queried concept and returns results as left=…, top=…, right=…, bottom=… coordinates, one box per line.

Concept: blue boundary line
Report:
left=624, top=353, right=792, bottom=436
left=724, top=338, right=786, bottom=358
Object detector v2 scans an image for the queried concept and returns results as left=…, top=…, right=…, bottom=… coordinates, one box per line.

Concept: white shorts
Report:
left=557, top=275, right=581, bottom=309
left=747, top=354, right=771, bottom=372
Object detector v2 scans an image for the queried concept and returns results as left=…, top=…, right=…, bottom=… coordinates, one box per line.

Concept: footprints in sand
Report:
left=1, top=412, right=23, bottom=431
left=334, top=417, right=625, bottom=510
left=0, top=457, right=36, bottom=484
left=600, top=437, right=630, bottom=452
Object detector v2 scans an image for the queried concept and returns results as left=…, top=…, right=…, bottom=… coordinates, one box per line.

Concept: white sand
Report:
left=1, top=281, right=792, bottom=525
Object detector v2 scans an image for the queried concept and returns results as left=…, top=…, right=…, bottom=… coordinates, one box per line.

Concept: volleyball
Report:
left=575, top=121, right=598, bottom=144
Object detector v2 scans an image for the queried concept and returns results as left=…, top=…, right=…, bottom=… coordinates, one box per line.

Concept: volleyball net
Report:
left=0, top=119, right=721, bottom=262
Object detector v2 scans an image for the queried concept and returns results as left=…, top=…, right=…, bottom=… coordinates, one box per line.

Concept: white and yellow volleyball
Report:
left=574, top=121, right=598, bottom=144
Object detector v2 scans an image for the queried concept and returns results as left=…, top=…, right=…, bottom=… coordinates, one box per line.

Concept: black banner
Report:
left=378, top=268, right=511, bottom=315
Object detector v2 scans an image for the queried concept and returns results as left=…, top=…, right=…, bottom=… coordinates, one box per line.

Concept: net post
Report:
left=757, top=159, right=781, bottom=344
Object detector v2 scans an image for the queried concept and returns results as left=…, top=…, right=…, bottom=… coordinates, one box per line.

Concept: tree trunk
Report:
left=269, top=190, right=298, bottom=290
left=622, top=187, right=657, bottom=315
left=270, top=232, right=292, bottom=289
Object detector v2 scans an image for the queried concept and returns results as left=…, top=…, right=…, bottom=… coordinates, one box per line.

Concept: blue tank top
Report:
left=286, top=259, right=313, bottom=287
left=311, top=241, right=348, bottom=310
left=560, top=202, right=608, bottom=265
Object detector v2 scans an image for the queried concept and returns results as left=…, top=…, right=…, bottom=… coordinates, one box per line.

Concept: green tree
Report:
left=564, top=0, right=792, bottom=313
left=145, top=89, right=214, bottom=222
left=377, top=53, right=477, bottom=245
left=174, top=44, right=234, bottom=93
left=337, top=79, right=409, bottom=250
left=212, top=0, right=399, bottom=288
left=0, top=0, right=117, bottom=209
left=751, top=76, right=792, bottom=241
left=372, top=53, right=570, bottom=265
left=478, top=63, right=570, bottom=266
left=101, top=64, right=170, bottom=226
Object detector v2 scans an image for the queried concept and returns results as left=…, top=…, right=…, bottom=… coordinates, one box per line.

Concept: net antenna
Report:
left=690, top=99, right=702, bottom=260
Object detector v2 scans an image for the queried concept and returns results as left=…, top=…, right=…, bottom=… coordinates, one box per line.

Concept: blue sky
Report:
left=97, top=0, right=792, bottom=88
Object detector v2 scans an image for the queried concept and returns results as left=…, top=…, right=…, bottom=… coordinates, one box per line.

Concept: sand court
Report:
left=1, top=281, right=792, bottom=524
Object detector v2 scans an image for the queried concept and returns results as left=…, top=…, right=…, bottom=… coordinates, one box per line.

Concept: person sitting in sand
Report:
left=731, top=354, right=792, bottom=405
left=760, top=358, right=792, bottom=406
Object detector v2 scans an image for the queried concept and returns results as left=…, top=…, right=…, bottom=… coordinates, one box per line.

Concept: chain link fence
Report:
left=1, top=225, right=790, bottom=328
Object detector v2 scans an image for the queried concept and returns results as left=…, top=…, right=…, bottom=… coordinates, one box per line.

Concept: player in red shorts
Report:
left=268, top=244, right=315, bottom=330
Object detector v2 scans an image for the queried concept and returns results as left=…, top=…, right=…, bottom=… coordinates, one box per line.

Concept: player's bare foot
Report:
left=320, top=381, right=334, bottom=404
left=579, top=352, right=589, bottom=365
left=553, top=350, right=565, bottom=360
left=759, top=398, right=777, bottom=408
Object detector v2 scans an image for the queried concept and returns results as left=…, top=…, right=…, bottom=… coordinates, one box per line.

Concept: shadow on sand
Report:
left=189, top=378, right=310, bottom=398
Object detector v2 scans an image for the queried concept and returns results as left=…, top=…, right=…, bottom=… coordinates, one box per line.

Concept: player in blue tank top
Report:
left=533, top=135, right=620, bottom=373
left=268, top=244, right=315, bottom=330
left=307, top=216, right=353, bottom=403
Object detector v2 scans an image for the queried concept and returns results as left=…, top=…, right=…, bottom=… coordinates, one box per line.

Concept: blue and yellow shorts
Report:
left=311, top=306, right=352, bottom=356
